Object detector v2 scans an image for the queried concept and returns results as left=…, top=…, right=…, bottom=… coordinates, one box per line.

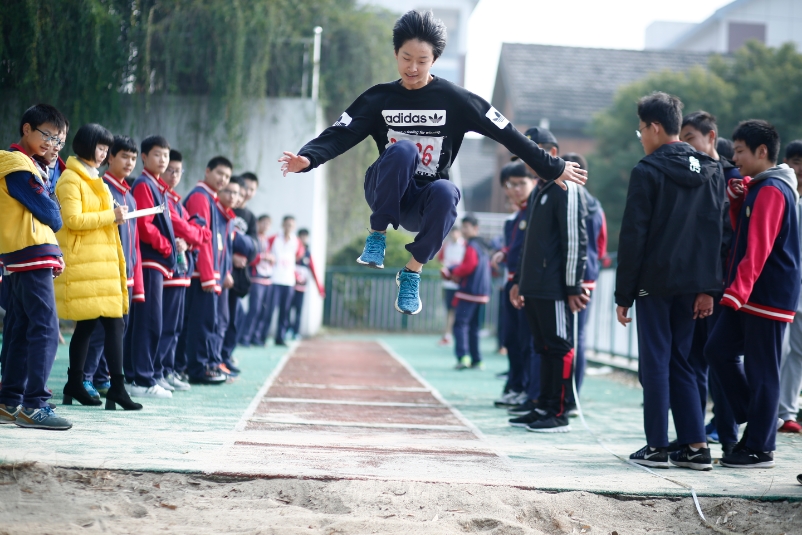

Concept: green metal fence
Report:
left=323, top=266, right=500, bottom=333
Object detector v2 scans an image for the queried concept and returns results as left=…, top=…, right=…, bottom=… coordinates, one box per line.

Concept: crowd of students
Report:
left=436, top=98, right=802, bottom=470
left=0, top=104, right=322, bottom=430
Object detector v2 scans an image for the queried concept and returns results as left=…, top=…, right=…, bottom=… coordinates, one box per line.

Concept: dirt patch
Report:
left=1, top=463, right=800, bottom=535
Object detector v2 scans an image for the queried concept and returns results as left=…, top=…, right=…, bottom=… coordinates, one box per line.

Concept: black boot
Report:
left=105, top=375, right=142, bottom=411
left=63, top=368, right=102, bottom=406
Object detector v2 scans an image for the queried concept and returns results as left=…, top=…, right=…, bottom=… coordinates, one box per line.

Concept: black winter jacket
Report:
left=615, top=142, right=726, bottom=307
left=514, top=180, right=588, bottom=300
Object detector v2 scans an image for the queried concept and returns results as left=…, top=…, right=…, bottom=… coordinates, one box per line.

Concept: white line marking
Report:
left=247, top=417, right=469, bottom=432
left=262, top=397, right=444, bottom=408
left=277, top=382, right=430, bottom=392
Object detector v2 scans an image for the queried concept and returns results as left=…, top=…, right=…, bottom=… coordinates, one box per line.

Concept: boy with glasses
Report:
left=618, top=92, right=725, bottom=470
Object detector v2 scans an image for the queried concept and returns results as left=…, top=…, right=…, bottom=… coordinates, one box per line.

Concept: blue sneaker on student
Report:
left=356, top=231, right=386, bottom=269
left=395, top=269, right=422, bottom=315
left=95, top=380, right=111, bottom=396
left=15, top=406, right=72, bottom=431
left=83, top=381, right=101, bottom=400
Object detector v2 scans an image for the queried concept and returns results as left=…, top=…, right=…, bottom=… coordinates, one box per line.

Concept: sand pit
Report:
left=1, top=463, right=800, bottom=535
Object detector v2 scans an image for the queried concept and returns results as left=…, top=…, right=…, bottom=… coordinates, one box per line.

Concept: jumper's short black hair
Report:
left=72, top=123, right=114, bottom=161
left=499, top=162, right=533, bottom=186
left=682, top=110, right=718, bottom=136
left=20, top=103, right=67, bottom=137
left=785, top=140, right=802, bottom=161
left=561, top=153, right=588, bottom=171
left=282, top=215, right=295, bottom=223
left=298, top=228, right=309, bottom=237
left=169, top=149, right=183, bottom=163
left=732, top=119, right=780, bottom=163
left=110, top=135, right=138, bottom=157
left=141, top=135, right=169, bottom=155
left=637, top=92, right=683, bottom=136
left=717, top=137, right=734, bottom=160
left=393, top=10, right=447, bottom=60
left=239, top=171, right=258, bottom=183
left=206, top=155, right=233, bottom=172
left=461, top=214, right=479, bottom=227
left=257, top=214, right=271, bottom=222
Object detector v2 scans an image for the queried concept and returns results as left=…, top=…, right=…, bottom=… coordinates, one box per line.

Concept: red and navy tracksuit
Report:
left=288, top=247, right=323, bottom=336
left=705, top=166, right=801, bottom=452
left=570, top=190, right=607, bottom=402
left=500, top=202, right=539, bottom=399
left=84, top=172, right=145, bottom=386
left=158, top=189, right=210, bottom=380
left=238, top=233, right=272, bottom=346
left=0, top=145, right=63, bottom=409
left=127, top=170, right=177, bottom=387
left=448, top=237, right=491, bottom=365
left=180, top=183, right=227, bottom=380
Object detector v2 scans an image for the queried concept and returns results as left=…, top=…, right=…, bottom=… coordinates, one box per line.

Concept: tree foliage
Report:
left=589, top=41, right=802, bottom=251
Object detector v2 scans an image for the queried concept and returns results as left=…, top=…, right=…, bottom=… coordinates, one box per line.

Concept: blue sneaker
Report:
left=0, top=404, right=20, bottom=424
left=83, top=381, right=101, bottom=400
left=356, top=232, right=386, bottom=269
left=15, top=406, right=72, bottom=430
left=395, top=270, right=422, bottom=315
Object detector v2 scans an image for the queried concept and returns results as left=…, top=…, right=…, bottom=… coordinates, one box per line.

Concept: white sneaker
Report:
left=513, top=392, right=529, bottom=405
left=166, top=373, right=191, bottom=391
left=155, top=377, right=175, bottom=392
left=127, top=383, right=173, bottom=399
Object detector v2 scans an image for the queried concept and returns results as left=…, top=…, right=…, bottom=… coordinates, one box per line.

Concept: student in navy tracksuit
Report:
left=491, top=162, right=539, bottom=413
left=288, top=229, right=324, bottom=338
left=617, top=93, right=725, bottom=470
left=128, top=136, right=177, bottom=399
left=157, top=150, right=210, bottom=391
left=561, top=153, right=608, bottom=404
left=180, top=156, right=233, bottom=384
left=679, top=111, right=741, bottom=455
left=238, top=215, right=273, bottom=346
left=217, top=178, right=257, bottom=375
left=444, top=215, right=490, bottom=369
left=83, top=137, right=145, bottom=398
left=706, top=120, right=801, bottom=468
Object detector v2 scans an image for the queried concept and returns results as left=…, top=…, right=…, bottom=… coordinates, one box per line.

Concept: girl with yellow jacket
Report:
left=54, top=124, right=141, bottom=411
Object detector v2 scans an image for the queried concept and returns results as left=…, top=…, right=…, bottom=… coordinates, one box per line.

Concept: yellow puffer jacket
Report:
left=54, top=156, right=128, bottom=320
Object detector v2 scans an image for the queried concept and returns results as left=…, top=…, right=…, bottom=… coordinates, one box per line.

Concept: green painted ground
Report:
left=0, top=337, right=288, bottom=472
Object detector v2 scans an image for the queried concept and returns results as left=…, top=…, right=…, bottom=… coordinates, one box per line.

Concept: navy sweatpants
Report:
left=221, top=291, right=240, bottom=365
left=126, top=269, right=164, bottom=387
left=85, top=292, right=133, bottom=385
left=523, top=298, right=573, bottom=417
left=289, top=289, right=305, bottom=336
left=0, top=278, right=13, bottom=377
left=364, top=140, right=460, bottom=264
left=453, top=300, right=483, bottom=365
left=271, top=284, right=295, bottom=345
left=705, top=306, right=786, bottom=452
left=688, top=303, right=739, bottom=445
left=238, top=282, right=270, bottom=345
left=0, top=269, right=59, bottom=408
left=502, top=281, right=538, bottom=397
left=155, top=285, right=186, bottom=380
left=183, top=279, right=220, bottom=379
left=636, top=294, right=706, bottom=448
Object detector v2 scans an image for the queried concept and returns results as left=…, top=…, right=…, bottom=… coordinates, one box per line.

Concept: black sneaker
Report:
left=720, top=448, right=775, bottom=469
left=669, top=445, right=713, bottom=471
left=721, top=442, right=737, bottom=458
left=667, top=439, right=684, bottom=453
left=526, top=415, right=570, bottom=433
left=188, top=368, right=227, bottom=385
left=508, top=409, right=546, bottom=428
left=565, top=404, right=578, bottom=418
left=629, top=445, right=669, bottom=469
left=507, top=400, right=538, bottom=416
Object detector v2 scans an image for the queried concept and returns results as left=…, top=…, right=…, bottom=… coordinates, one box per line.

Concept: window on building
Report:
left=728, top=22, right=766, bottom=53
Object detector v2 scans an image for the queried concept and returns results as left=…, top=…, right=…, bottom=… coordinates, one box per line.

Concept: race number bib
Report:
left=386, top=129, right=443, bottom=177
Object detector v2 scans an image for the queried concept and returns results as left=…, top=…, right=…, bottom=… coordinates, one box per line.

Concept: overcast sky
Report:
left=464, top=0, right=735, bottom=101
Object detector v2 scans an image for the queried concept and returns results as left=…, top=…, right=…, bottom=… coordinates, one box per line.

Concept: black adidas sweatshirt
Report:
left=297, top=76, right=566, bottom=184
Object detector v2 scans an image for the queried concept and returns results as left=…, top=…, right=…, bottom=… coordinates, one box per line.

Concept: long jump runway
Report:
left=214, top=340, right=517, bottom=484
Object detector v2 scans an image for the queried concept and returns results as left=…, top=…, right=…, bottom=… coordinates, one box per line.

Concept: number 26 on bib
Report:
left=386, top=129, right=443, bottom=177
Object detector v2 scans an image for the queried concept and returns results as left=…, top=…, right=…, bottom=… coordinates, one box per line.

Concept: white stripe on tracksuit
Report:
left=555, top=300, right=567, bottom=340
left=565, top=182, right=580, bottom=288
